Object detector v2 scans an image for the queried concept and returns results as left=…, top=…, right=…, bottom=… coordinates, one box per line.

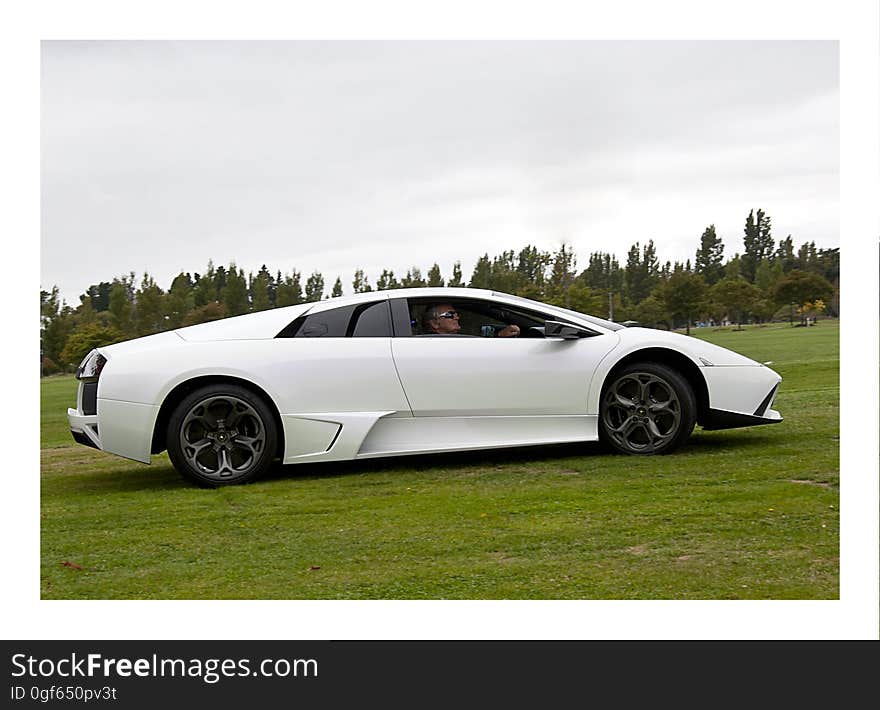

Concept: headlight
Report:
left=75, top=349, right=107, bottom=382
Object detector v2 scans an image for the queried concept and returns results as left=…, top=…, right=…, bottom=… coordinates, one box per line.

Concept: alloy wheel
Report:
left=179, top=395, right=267, bottom=480
left=601, top=371, right=682, bottom=453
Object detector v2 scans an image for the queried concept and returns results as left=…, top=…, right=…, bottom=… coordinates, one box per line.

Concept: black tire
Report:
left=166, top=384, right=278, bottom=487
left=599, top=362, right=696, bottom=455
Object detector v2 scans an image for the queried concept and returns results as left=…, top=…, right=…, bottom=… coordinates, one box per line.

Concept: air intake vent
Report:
left=753, top=383, right=779, bottom=417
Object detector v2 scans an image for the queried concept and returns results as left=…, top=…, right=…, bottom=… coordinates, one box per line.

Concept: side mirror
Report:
left=544, top=320, right=593, bottom=339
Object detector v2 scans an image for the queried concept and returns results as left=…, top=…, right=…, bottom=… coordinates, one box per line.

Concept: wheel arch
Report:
left=599, top=347, right=710, bottom=424
left=151, top=375, right=285, bottom=458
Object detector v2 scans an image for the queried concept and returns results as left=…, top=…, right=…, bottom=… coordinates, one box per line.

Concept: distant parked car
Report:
left=69, top=288, right=782, bottom=486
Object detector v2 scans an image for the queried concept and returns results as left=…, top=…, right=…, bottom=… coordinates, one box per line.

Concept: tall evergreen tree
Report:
left=447, top=261, right=464, bottom=287
left=222, top=264, right=249, bottom=316
left=108, top=280, right=134, bottom=337
left=250, top=269, right=272, bottom=312
left=754, top=259, right=774, bottom=292
left=259, top=265, right=277, bottom=307
left=515, top=245, right=550, bottom=298
left=724, top=254, right=742, bottom=279
left=774, top=235, right=797, bottom=273
left=166, top=272, right=195, bottom=328
left=581, top=251, right=622, bottom=319
left=426, top=263, right=444, bottom=287
left=547, top=244, right=577, bottom=306
left=816, top=247, right=839, bottom=283
left=741, top=208, right=774, bottom=282
left=624, top=242, right=642, bottom=304
left=305, top=272, right=325, bottom=302
left=213, top=264, right=228, bottom=295
left=275, top=270, right=303, bottom=307
left=376, top=269, right=399, bottom=291
left=40, top=286, right=74, bottom=366
left=192, top=260, right=217, bottom=307
left=274, top=270, right=284, bottom=306
left=694, top=224, right=724, bottom=285
left=401, top=267, right=426, bottom=288
left=331, top=276, right=343, bottom=298
left=489, top=251, right=521, bottom=294
left=86, top=281, right=113, bottom=312
left=624, top=241, right=659, bottom=304
left=582, top=252, right=622, bottom=293
left=796, top=241, right=820, bottom=273
left=352, top=269, right=373, bottom=293
left=134, top=273, right=165, bottom=336
left=469, top=254, right=492, bottom=289
left=40, top=286, right=60, bottom=327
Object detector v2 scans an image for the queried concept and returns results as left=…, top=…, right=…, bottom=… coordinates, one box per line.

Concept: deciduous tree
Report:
left=59, top=323, right=126, bottom=369
left=661, top=271, right=707, bottom=335
left=710, top=277, right=760, bottom=329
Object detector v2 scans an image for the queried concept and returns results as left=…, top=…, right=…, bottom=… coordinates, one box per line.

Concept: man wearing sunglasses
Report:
left=422, top=303, right=520, bottom=337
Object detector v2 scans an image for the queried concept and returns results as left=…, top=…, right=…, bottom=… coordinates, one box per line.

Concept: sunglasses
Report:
left=435, top=310, right=460, bottom=319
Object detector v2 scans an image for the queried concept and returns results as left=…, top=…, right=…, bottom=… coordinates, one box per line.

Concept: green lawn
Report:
left=40, top=321, right=838, bottom=599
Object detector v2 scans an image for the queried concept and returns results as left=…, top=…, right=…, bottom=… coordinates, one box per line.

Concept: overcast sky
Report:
left=41, top=40, right=838, bottom=304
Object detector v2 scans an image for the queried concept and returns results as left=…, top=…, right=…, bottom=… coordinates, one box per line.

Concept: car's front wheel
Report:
left=600, top=362, right=696, bottom=455
left=166, top=384, right=278, bottom=486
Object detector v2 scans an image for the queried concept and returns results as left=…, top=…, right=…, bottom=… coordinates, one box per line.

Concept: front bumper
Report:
left=68, top=407, right=101, bottom=449
left=699, top=365, right=783, bottom=431
left=701, top=406, right=783, bottom=430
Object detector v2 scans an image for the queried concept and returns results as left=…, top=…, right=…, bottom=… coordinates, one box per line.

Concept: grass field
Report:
left=40, top=321, right=839, bottom=599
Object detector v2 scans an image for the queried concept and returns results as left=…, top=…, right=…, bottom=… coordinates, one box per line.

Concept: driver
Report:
left=422, top=303, right=520, bottom=337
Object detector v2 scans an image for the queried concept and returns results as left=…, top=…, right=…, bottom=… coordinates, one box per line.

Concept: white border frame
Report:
left=7, top=0, right=878, bottom=640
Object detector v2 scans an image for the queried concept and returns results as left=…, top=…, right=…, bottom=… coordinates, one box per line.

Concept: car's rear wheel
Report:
left=166, top=384, right=277, bottom=486
left=600, top=362, right=696, bottom=455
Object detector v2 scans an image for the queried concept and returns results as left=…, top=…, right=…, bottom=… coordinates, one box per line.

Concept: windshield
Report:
left=491, top=293, right=625, bottom=332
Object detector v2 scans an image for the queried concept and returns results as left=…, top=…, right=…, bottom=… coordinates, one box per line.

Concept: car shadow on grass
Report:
left=264, top=431, right=777, bottom=483
left=265, top=441, right=605, bottom=483
left=50, top=430, right=780, bottom=491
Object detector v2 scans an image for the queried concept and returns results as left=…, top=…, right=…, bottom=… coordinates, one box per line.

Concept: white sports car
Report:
left=68, top=288, right=782, bottom=486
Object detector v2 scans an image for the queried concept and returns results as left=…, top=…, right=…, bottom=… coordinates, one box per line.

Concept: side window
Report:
left=276, top=306, right=356, bottom=338
left=276, top=301, right=391, bottom=338
left=349, top=301, right=392, bottom=337
left=405, top=298, right=547, bottom=337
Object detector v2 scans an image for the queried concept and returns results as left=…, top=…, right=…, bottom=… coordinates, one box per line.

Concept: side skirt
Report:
left=356, top=415, right=598, bottom=458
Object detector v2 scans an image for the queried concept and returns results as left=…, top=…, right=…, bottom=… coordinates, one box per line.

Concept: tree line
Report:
left=40, top=208, right=838, bottom=374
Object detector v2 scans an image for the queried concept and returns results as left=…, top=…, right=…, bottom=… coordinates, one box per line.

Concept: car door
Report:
left=389, top=297, right=619, bottom=416
left=270, top=298, right=410, bottom=416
